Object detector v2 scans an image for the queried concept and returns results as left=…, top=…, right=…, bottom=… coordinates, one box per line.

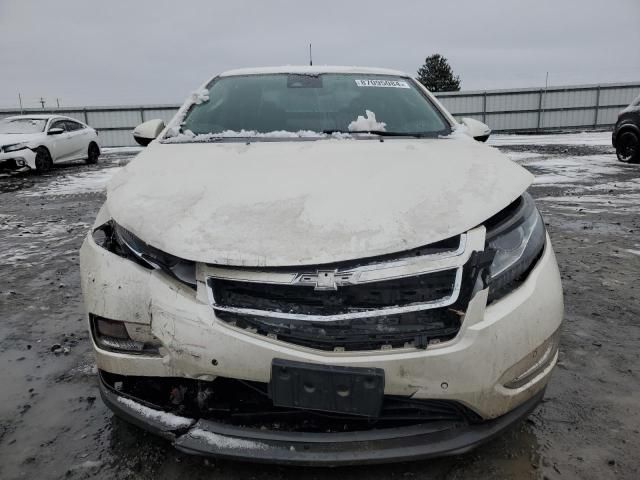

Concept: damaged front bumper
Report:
left=0, top=149, right=37, bottom=173
left=99, top=372, right=545, bottom=466
left=81, top=214, right=564, bottom=464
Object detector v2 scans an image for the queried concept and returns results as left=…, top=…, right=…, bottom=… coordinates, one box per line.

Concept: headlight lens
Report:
left=92, top=221, right=196, bottom=287
left=3, top=142, right=28, bottom=153
left=486, top=193, right=546, bottom=302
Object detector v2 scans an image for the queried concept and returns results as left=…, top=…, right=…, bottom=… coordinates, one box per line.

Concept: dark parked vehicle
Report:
left=612, top=94, right=640, bottom=163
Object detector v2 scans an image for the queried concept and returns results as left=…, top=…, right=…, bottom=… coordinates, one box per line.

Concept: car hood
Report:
left=106, top=137, right=533, bottom=267
left=0, top=133, right=41, bottom=147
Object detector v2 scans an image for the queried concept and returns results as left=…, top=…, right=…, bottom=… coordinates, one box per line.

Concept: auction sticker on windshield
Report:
left=355, top=79, right=410, bottom=88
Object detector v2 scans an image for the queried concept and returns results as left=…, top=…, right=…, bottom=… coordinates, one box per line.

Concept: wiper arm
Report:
left=322, top=129, right=352, bottom=135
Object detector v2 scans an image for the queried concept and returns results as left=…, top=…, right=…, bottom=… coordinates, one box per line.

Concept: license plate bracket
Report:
left=269, top=359, right=385, bottom=417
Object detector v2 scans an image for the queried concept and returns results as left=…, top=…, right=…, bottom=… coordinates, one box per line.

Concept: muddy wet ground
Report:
left=1, top=135, right=638, bottom=479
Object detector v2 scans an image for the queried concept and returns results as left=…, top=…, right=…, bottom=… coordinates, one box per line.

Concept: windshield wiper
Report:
left=322, top=129, right=430, bottom=138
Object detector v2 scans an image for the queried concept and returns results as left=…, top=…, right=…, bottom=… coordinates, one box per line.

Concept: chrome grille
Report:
left=210, top=269, right=458, bottom=316
left=206, top=228, right=487, bottom=351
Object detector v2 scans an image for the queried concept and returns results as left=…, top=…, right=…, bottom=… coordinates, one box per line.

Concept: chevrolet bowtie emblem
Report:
left=295, top=270, right=355, bottom=291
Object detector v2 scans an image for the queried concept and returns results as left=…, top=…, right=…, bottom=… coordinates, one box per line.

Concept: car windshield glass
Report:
left=177, top=73, right=450, bottom=140
left=0, top=118, right=47, bottom=134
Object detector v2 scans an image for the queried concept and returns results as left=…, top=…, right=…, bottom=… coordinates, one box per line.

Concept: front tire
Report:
left=616, top=130, right=640, bottom=163
left=86, top=142, right=100, bottom=164
left=34, top=148, right=53, bottom=174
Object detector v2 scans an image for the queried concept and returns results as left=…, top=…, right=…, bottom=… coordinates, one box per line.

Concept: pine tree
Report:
left=417, top=54, right=461, bottom=92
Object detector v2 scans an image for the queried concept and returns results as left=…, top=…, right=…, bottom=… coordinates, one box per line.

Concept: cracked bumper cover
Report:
left=99, top=375, right=545, bottom=466
left=0, top=148, right=37, bottom=170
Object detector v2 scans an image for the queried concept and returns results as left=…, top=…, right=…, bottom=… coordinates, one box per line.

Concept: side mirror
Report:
left=48, top=127, right=64, bottom=135
left=133, top=119, right=165, bottom=146
left=460, top=117, right=491, bottom=142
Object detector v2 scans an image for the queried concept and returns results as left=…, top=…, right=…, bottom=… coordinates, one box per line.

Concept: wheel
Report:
left=34, top=148, right=53, bottom=174
left=616, top=130, right=640, bottom=163
left=86, top=142, right=100, bottom=164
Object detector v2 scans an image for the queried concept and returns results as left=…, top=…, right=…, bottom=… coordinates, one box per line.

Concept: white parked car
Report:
left=80, top=66, right=563, bottom=465
left=0, top=114, right=100, bottom=173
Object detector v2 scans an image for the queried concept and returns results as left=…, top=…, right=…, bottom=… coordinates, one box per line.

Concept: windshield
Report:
left=0, top=118, right=47, bottom=134
left=177, top=73, right=450, bottom=140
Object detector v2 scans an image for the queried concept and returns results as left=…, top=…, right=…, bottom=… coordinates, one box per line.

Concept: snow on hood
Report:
left=0, top=132, right=42, bottom=147
left=106, top=138, right=533, bottom=266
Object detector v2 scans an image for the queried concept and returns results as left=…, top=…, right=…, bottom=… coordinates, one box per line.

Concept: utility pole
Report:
left=39, top=97, right=46, bottom=109
left=309, top=43, right=313, bottom=66
left=56, top=98, right=60, bottom=109
left=539, top=72, right=549, bottom=130
left=18, top=93, right=23, bottom=114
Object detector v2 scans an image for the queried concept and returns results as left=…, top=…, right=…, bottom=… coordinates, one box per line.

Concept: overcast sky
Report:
left=1, top=0, right=639, bottom=108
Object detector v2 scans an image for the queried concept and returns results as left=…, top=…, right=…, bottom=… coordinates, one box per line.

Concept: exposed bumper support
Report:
left=99, top=375, right=545, bottom=466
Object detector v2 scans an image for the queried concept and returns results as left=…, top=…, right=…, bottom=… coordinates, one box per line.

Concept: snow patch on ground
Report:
left=19, top=168, right=122, bottom=197
left=489, top=131, right=612, bottom=146
left=0, top=217, right=90, bottom=266
left=571, top=179, right=640, bottom=192
left=537, top=193, right=640, bottom=210
left=348, top=110, right=386, bottom=132
left=502, top=151, right=545, bottom=162
left=70, top=362, right=98, bottom=376
left=70, top=460, right=103, bottom=470
left=117, top=397, right=193, bottom=429
left=102, top=147, right=143, bottom=154
left=515, top=155, right=624, bottom=186
left=186, top=428, right=268, bottom=450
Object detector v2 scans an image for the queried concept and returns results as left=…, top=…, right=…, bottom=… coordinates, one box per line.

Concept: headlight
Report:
left=3, top=142, right=28, bottom=153
left=485, top=193, right=546, bottom=302
left=92, top=221, right=196, bottom=288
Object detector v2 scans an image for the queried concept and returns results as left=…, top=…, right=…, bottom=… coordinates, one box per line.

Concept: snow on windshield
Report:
left=165, top=88, right=211, bottom=138
left=164, top=106, right=390, bottom=142
left=0, top=118, right=47, bottom=134
left=348, top=110, right=386, bottom=132
left=190, top=88, right=209, bottom=105
left=164, top=73, right=450, bottom=141
left=163, top=129, right=327, bottom=143
left=164, top=87, right=333, bottom=142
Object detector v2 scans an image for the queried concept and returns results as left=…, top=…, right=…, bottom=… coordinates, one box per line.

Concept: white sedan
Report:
left=0, top=114, right=100, bottom=174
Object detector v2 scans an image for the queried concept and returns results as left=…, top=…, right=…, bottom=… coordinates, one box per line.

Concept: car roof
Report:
left=219, top=65, right=410, bottom=78
left=3, top=114, right=83, bottom=123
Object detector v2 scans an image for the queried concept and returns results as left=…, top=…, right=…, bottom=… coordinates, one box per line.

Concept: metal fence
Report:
left=1, top=82, right=638, bottom=147
left=436, top=81, right=640, bottom=133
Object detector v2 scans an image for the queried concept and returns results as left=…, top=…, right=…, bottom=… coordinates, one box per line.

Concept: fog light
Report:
left=501, top=330, right=560, bottom=389
left=90, top=315, right=160, bottom=355
left=16, top=158, right=26, bottom=167
left=96, top=317, right=129, bottom=338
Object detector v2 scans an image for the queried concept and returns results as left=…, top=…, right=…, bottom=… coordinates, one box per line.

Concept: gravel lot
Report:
left=1, top=133, right=638, bottom=479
